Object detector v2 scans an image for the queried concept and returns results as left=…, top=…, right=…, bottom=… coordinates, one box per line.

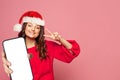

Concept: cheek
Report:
left=24, top=28, right=30, bottom=36
left=36, top=30, right=40, bottom=35
left=25, top=28, right=28, bottom=33
left=25, top=27, right=29, bottom=32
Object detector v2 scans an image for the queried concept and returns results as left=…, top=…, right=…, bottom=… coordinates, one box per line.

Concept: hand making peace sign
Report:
left=44, top=28, right=73, bottom=49
left=44, top=28, right=62, bottom=41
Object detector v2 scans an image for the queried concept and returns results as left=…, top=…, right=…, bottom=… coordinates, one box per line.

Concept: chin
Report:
left=27, top=36, right=36, bottom=39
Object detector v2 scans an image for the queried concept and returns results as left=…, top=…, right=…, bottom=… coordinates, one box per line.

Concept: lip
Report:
left=29, top=33, right=35, bottom=36
left=30, top=32, right=35, bottom=34
left=27, top=31, right=35, bottom=36
left=28, top=31, right=35, bottom=34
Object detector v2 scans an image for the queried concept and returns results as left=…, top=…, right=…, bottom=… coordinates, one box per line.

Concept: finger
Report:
left=1, top=50, right=11, bottom=66
left=2, top=57, right=11, bottom=66
left=53, top=32, right=59, bottom=37
left=43, top=34, right=51, bottom=37
left=27, top=54, right=30, bottom=59
left=45, top=28, right=53, bottom=35
left=27, top=54, right=33, bottom=59
left=53, top=32, right=60, bottom=39
left=53, top=32, right=58, bottom=35
left=54, top=33, right=62, bottom=41
left=44, top=34, right=56, bottom=40
left=3, top=64, right=13, bottom=74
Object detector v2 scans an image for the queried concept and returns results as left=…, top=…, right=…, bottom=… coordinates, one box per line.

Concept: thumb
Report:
left=27, top=54, right=32, bottom=59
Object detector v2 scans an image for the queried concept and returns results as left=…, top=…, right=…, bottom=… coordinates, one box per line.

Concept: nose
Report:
left=31, top=26, right=35, bottom=30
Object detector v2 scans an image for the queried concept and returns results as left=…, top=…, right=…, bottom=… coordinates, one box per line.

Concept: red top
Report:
left=27, top=40, right=80, bottom=80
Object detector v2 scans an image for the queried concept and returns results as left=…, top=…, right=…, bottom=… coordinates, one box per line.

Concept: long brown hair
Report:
left=18, top=23, right=47, bottom=60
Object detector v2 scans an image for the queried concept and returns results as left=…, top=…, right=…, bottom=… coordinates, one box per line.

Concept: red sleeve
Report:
left=46, top=40, right=80, bottom=63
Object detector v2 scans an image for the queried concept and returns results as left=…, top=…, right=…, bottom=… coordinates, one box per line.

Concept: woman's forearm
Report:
left=59, top=37, right=72, bottom=49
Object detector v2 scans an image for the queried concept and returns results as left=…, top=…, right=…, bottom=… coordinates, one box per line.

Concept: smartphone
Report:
left=2, top=37, right=33, bottom=80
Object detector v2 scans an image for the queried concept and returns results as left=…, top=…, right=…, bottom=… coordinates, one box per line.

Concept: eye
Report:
left=28, top=24, right=32, bottom=27
left=36, top=25, right=40, bottom=29
left=27, top=23, right=33, bottom=27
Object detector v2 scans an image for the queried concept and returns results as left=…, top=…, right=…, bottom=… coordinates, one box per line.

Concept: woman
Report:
left=2, top=11, right=80, bottom=80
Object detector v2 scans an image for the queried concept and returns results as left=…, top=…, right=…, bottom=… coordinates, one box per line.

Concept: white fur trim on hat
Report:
left=13, top=24, right=22, bottom=32
left=22, top=17, right=45, bottom=26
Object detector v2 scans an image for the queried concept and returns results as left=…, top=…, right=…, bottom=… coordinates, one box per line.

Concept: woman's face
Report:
left=25, top=22, right=40, bottom=39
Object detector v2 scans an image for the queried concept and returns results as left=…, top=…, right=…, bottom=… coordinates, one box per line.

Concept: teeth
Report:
left=30, top=32, right=35, bottom=34
left=29, top=33, right=34, bottom=36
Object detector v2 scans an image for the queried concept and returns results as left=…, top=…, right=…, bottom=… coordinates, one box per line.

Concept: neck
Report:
left=25, top=37, right=36, bottom=48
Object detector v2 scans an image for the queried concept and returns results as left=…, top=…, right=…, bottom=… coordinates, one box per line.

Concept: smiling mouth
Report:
left=29, top=31, right=35, bottom=34
left=28, top=32, right=35, bottom=36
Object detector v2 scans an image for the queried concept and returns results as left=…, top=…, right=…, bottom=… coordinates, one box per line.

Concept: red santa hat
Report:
left=14, top=11, right=45, bottom=32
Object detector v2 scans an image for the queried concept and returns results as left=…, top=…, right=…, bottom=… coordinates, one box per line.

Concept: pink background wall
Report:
left=0, top=0, right=120, bottom=80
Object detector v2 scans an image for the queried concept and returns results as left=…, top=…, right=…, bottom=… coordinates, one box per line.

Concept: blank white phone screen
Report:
left=3, top=37, right=33, bottom=80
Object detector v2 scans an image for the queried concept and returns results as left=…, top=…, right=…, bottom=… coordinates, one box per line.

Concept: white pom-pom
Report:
left=13, top=24, right=22, bottom=32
